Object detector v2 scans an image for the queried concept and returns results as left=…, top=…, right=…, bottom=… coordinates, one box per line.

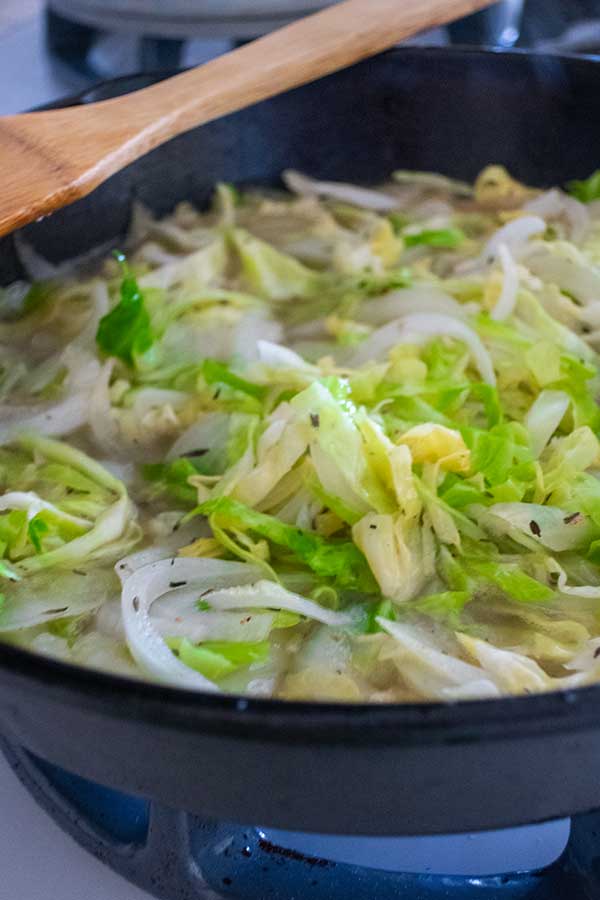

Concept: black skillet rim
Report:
left=3, top=44, right=600, bottom=745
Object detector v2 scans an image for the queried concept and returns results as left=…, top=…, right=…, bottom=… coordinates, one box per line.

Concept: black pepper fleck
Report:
left=169, top=580, right=187, bottom=588
left=564, top=512, right=582, bottom=525
left=594, top=647, right=600, bottom=659
left=310, top=413, right=320, bottom=428
left=133, top=597, right=140, bottom=612
left=529, top=520, right=541, bottom=537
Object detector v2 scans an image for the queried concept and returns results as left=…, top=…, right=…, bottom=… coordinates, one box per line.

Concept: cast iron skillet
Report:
left=1, top=47, right=600, bottom=837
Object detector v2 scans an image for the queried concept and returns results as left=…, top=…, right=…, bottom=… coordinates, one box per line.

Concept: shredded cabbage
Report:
left=2, top=165, right=600, bottom=703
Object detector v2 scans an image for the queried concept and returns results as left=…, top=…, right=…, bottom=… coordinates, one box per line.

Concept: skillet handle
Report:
left=4, top=736, right=600, bottom=900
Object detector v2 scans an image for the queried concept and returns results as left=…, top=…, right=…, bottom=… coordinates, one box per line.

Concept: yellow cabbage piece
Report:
left=397, top=423, right=470, bottom=474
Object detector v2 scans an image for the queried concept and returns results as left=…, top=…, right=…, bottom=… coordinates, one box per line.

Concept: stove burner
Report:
left=44, top=2, right=527, bottom=85
left=3, top=735, right=600, bottom=900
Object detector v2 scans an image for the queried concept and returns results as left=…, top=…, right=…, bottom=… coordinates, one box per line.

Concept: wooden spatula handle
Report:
left=102, top=0, right=496, bottom=142
left=0, top=0, right=496, bottom=237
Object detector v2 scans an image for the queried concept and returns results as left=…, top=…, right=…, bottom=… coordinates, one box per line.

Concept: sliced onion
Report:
left=457, top=634, right=552, bottom=694
left=378, top=619, right=500, bottom=699
left=525, top=189, right=589, bottom=243
left=70, top=281, right=110, bottom=350
left=490, top=244, right=519, bottom=321
left=151, top=603, right=281, bottom=644
left=0, top=491, right=90, bottom=527
left=139, top=239, right=225, bottom=291
left=359, top=286, right=468, bottom=326
left=525, top=390, right=570, bottom=457
left=0, top=342, right=101, bottom=446
left=547, top=560, right=600, bottom=600
left=524, top=189, right=564, bottom=219
left=87, top=359, right=127, bottom=458
left=257, top=340, right=312, bottom=369
left=525, top=247, right=600, bottom=305
left=401, top=314, right=495, bottom=385
left=0, top=391, right=92, bottom=445
left=232, top=312, right=283, bottom=362
left=457, top=216, right=546, bottom=274
left=349, top=313, right=496, bottom=385
left=283, top=170, right=399, bottom=212
left=130, top=388, right=189, bottom=418
left=201, top=580, right=354, bottom=626
left=119, top=557, right=263, bottom=691
left=346, top=319, right=409, bottom=367
left=116, top=517, right=210, bottom=581
left=14, top=234, right=117, bottom=281
left=166, top=412, right=230, bottom=462
left=483, top=216, right=546, bottom=261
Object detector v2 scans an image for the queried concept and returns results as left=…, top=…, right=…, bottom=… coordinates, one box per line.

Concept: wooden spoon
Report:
left=0, top=0, right=494, bottom=237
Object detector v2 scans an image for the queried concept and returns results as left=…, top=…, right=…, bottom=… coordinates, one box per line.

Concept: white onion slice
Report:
left=257, top=340, right=312, bottom=370
left=524, top=189, right=564, bottom=219
left=166, top=412, right=230, bottom=462
left=14, top=234, right=116, bottom=281
left=546, top=560, right=600, bottom=600
left=359, top=286, right=468, bottom=326
left=525, top=248, right=600, bottom=305
left=232, top=312, right=283, bottom=362
left=525, top=390, right=570, bottom=458
left=70, top=281, right=110, bottom=350
left=490, top=244, right=519, bottom=321
left=0, top=491, right=89, bottom=527
left=525, top=189, right=589, bottom=243
left=349, top=313, right=495, bottom=385
left=201, top=580, right=354, bottom=627
left=88, top=360, right=125, bottom=458
left=0, top=392, right=91, bottom=446
left=119, top=558, right=263, bottom=691
left=483, top=216, right=546, bottom=262
left=283, top=170, right=398, bottom=211
left=116, top=526, right=209, bottom=583
left=378, top=619, right=500, bottom=699
left=401, top=314, right=495, bottom=385
left=130, top=388, right=189, bottom=418
left=150, top=597, right=281, bottom=644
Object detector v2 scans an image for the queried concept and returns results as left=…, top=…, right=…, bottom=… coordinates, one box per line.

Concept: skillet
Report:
left=1, top=46, right=600, bottom=837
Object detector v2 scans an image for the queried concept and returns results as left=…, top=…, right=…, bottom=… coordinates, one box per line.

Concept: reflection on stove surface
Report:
left=260, top=820, right=571, bottom=876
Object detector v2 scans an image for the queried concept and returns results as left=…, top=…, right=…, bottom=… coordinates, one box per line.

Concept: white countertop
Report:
left=0, top=753, right=151, bottom=900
